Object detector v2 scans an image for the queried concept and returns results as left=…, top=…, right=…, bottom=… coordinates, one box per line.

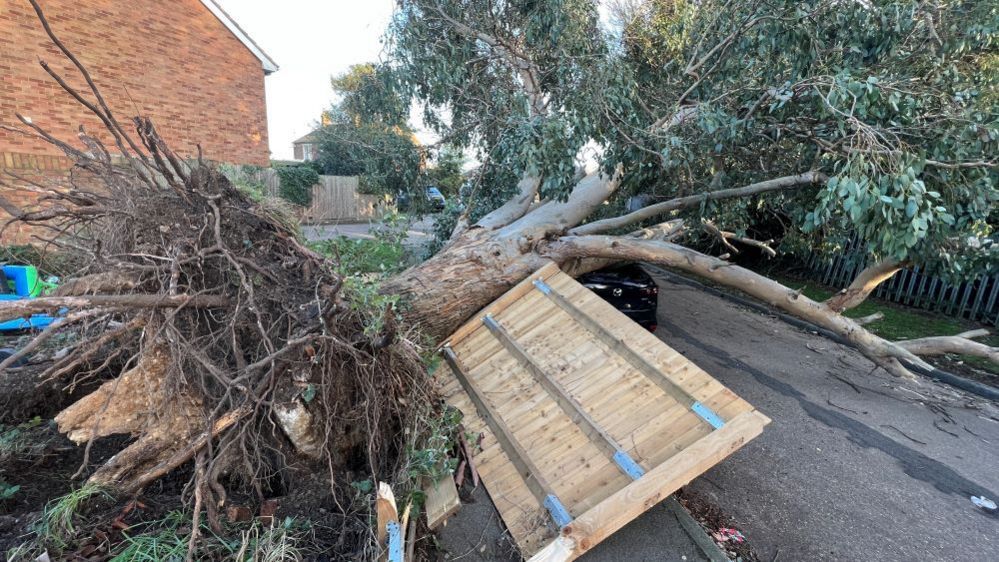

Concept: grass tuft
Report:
left=0, top=417, right=50, bottom=466
left=34, top=483, right=110, bottom=551
left=110, top=510, right=307, bottom=562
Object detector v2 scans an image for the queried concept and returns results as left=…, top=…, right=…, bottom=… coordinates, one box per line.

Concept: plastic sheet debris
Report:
left=712, top=527, right=746, bottom=543
left=970, top=496, right=997, bottom=512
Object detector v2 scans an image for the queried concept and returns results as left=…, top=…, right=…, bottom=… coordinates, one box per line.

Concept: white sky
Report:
left=215, top=0, right=398, bottom=161
left=215, top=1, right=616, bottom=164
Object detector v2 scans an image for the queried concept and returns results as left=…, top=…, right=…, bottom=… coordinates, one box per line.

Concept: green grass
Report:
left=0, top=418, right=54, bottom=506
left=110, top=511, right=190, bottom=562
left=0, top=417, right=50, bottom=465
left=11, top=506, right=308, bottom=561
left=774, top=274, right=999, bottom=374
left=33, top=483, right=111, bottom=551
left=110, top=511, right=306, bottom=562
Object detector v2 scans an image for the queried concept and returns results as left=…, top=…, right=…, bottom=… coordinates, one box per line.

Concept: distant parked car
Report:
left=398, top=187, right=447, bottom=212
left=579, top=263, right=658, bottom=332
left=425, top=187, right=446, bottom=211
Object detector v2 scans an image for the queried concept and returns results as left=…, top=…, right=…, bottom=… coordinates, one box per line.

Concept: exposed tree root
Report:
left=54, top=345, right=198, bottom=445
left=1, top=4, right=439, bottom=557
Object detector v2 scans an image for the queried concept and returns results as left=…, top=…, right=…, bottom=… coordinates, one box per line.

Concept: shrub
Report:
left=275, top=166, right=319, bottom=207
left=219, top=163, right=267, bottom=202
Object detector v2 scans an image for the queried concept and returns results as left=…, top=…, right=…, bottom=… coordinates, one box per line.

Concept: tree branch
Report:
left=430, top=1, right=546, bottom=116
left=499, top=164, right=624, bottom=241
left=895, top=330, right=998, bottom=365
left=543, top=235, right=930, bottom=378
left=475, top=174, right=542, bottom=229
left=702, top=220, right=776, bottom=257
left=570, top=172, right=826, bottom=235
left=853, top=312, right=884, bottom=326
left=825, top=259, right=906, bottom=313
left=0, top=294, right=229, bottom=323
left=650, top=105, right=699, bottom=131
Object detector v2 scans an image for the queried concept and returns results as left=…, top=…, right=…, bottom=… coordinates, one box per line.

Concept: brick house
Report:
left=292, top=131, right=320, bottom=162
left=0, top=0, right=277, bottom=243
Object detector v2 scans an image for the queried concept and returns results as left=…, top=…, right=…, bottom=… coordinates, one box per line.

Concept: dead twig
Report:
left=881, top=424, right=927, bottom=445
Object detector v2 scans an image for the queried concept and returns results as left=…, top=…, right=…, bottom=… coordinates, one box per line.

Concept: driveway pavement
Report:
left=301, top=216, right=434, bottom=248
left=649, top=270, right=998, bottom=561
left=436, top=269, right=999, bottom=561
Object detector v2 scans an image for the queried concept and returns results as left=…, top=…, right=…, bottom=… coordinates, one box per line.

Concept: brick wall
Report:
left=0, top=0, right=270, bottom=165
left=0, top=0, right=272, bottom=244
left=0, top=153, right=71, bottom=244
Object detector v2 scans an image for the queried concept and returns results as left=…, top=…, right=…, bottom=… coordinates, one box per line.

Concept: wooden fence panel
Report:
left=257, top=170, right=389, bottom=224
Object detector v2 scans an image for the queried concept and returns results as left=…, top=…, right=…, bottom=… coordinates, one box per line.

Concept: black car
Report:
left=425, top=187, right=446, bottom=211
left=579, top=263, right=658, bottom=332
left=398, top=187, right=446, bottom=212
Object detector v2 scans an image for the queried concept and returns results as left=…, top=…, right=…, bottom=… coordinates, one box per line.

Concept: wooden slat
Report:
left=444, top=261, right=561, bottom=348
left=424, top=476, right=461, bottom=529
left=558, top=410, right=770, bottom=559
left=376, top=482, right=399, bottom=562
left=442, top=347, right=556, bottom=505
left=532, top=278, right=701, bottom=411
left=443, top=391, right=555, bottom=551
left=483, top=314, right=631, bottom=463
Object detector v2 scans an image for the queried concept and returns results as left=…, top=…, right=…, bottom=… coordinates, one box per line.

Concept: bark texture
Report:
left=382, top=228, right=550, bottom=342
left=895, top=330, right=998, bottom=362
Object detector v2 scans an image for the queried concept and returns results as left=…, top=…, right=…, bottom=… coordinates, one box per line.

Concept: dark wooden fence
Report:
left=805, top=247, right=999, bottom=326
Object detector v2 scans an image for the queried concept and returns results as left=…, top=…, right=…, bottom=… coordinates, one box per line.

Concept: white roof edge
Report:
left=199, top=0, right=279, bottom=74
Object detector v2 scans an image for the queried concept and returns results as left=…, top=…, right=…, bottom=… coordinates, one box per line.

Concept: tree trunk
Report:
left=381, top=228, right=549, bottom=342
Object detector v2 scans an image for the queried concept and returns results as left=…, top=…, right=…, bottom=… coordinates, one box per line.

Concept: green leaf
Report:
left=351, top=479, right=373, bottom=494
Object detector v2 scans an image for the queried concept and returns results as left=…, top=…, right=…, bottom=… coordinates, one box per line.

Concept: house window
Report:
left=302, top=143, right=315, bottom=161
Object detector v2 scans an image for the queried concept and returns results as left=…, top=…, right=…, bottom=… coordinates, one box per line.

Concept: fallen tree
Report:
left=1, top=0, right=997, bottom=558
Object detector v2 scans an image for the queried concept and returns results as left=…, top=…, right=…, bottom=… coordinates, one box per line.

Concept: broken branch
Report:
left=0, top=294, right=228, bottom=322
left=570, top=172, right=826, bottom=235
left=825, top=259, right=907, bottom=313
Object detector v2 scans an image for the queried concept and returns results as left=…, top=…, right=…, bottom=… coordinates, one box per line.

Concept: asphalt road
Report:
left=301, top=217, right=434, bottom=247
left=649, top=271, right=999, bottom=561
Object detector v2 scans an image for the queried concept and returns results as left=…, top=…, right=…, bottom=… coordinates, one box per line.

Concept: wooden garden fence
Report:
left=805, top=242, right=998, bottom=326
left=257, top=170, right=390, bottom=224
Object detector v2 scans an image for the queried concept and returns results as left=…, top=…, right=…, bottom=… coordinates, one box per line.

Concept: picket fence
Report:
left=805, top=244, right=999, bottom=326
left=257, top=170, right=390, bottom=224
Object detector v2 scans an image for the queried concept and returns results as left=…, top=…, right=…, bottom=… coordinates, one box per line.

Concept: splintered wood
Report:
left=438, top=262, right=770, bottom=561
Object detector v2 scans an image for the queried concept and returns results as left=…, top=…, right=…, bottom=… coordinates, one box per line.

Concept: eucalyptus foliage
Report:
left=383, top=0, right=996, bottom=276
